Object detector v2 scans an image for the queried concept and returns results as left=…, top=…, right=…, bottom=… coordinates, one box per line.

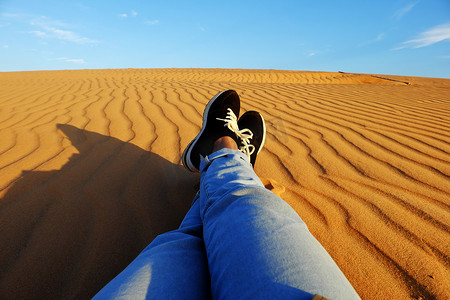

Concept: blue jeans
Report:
left=94, top=149, right=360, bottom=299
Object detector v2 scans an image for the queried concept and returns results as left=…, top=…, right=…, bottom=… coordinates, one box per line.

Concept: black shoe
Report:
left=182, top=90, right=240, bottom=172
left=237, top=111, right=266, bottom=168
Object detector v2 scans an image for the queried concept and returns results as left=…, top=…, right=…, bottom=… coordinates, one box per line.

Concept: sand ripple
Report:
left=0, top=69, right=449, bottom=299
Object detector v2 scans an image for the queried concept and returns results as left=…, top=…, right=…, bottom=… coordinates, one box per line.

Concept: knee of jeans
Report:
left=200, top=152, right=233, bottom=172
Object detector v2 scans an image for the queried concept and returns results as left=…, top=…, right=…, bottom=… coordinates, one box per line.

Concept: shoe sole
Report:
left=182, top=90, right=231, bottom=172
left=256, top=112, right=266, bottom=157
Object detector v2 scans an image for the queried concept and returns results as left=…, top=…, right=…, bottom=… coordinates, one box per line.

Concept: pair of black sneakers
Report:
left=182, top=90, right=266, bottom=173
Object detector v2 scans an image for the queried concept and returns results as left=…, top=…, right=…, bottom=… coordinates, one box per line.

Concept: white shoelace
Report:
left=216, top=108, right=255, bottom=159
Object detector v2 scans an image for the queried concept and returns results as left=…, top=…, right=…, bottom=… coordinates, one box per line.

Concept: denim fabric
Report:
left=94, top=149, right=360, bottom=300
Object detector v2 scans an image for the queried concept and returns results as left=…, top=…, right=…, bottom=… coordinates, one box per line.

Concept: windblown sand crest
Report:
left=0, top=69, right=449, bottom=299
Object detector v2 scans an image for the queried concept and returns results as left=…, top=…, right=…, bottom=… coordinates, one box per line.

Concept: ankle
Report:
left=212, top=136, right=238, bottom=153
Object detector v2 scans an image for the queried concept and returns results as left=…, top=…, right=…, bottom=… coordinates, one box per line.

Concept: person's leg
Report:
left=199, top=147, right=360, bottom=300
left=93, top=195, right=211, bottom=300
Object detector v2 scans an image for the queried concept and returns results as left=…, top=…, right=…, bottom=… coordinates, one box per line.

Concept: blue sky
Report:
left=1, top=0, right=450, bottom=78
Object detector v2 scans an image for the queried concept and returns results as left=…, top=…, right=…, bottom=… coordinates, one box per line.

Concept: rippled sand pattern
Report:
left=0, top=69, right=449, bottom=299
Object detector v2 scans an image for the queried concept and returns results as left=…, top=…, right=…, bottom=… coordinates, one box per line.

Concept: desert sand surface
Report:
left=0, top=68, right=449, bottom=299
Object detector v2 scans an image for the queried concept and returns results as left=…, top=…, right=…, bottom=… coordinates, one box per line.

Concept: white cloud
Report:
left=66, top=58, right=85, bottom=64
left=120, top=11, right=137, bottom=18
left=29, top=16, right=98, bottom=44
left=30, top=16, right=69, bottom=28
left=29, top=30, right=47, bottom=37
left=56, top=57, right=86, bottom=64
left=393, top=1, right=419, bottom=20
left=145, top=19, right=159, bottom=25
left=50, top=27, right=95, bottom=44
left=359, top=32, right=385, bottom=47
left=0, top=13, right=21, bottom=18
left=396, top=23, right=450, bottom=49
left=1, top=12, right=28, bottom=27
left=3, top=44, right=9, bottom=49
left=374, top=33, right=384, bottom=42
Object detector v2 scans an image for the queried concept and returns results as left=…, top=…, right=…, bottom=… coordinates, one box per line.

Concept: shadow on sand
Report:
left=0, top=124, right=200, bottom=299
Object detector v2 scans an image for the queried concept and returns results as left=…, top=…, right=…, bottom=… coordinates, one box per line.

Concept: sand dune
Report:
left=0, top=68, right=449, bottom=299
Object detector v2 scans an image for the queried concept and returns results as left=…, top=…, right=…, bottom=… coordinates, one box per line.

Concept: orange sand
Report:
left=0, top=69, right=449, bottom=299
